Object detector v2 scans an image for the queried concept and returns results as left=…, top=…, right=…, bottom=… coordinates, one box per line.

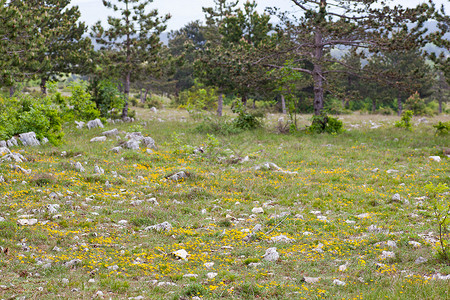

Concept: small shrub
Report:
left=425, top=182, right=450, bottom=261
left=394, top=110, right=413, bottom=130
left=65, top=81, right=100, bottom=121
left=376, top=106, right=394, bottom=115
left=183, top=283, right=206, bottom=297
left=433, top=121, right=450, bottom=135
left=307, top=113, right=344, bottom=134
left=405, top=92, right=426, bottom=115
left=232, top=101, right=264, bottom=130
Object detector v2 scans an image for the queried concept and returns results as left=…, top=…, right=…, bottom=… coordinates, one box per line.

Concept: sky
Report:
left=71, top=0, right=450, bottom=32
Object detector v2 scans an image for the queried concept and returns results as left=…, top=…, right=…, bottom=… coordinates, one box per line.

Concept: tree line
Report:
left=1, top=0, right=449, bottom=121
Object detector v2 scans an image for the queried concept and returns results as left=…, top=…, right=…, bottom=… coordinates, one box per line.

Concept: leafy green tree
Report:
left=267, top=0, right=436, bottom=115
left=91, top=0, right=170, bottom=118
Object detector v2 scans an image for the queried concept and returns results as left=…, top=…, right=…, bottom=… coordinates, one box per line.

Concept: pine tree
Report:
left=91, top=0, right=170, bottom=118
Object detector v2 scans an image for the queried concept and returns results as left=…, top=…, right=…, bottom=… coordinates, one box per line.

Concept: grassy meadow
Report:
left=0, top=107, right=449, bottom=299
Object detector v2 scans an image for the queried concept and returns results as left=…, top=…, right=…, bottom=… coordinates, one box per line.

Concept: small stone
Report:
left=37, top=286, right=44, bottom=291
left=429, top=156, right=441, bottom=162
left=172, top=249, right=189, bottom=260
left=380, top=251, right=395, bottom=259
left=270, top=235, right=294, bottom=243
left=338, top=264, right=347, bottom=272
left=86, top=119, right=104, bottom=129
left=118, top=220, right=128, bottom=225
left=262, top=247, right=279, bottom=262
left=386, top=169, right=399, bottom=174
left=408, top=241, right=421, bottom=248
left=303, top=277, right=320, bottom=284
left=102, top=128, right=119, bottom=136
left=88, top=279, right=95, bottom=283
left=144, top=221, right=172, bottom=232
left=93, top=290, right=104, bottom=298
left=17, top=219, right=38, bottom=226
left=90, top=136, right=107, bottom=142
left=333, top=279, right=346, bottom=286
left=204, top=262, right=214, bottom=269
left=74, top=162, right=85, bottom=172
left=94, top=165, right=104, bottom=175
left=206, top=272, right=218, bottom=279
left=387, top=240, right=397, bottom=248
left=371, top=168, right=379, bottom=172
left=356, top=213, right=370, bottom=219
left=183, top=274, right=198, bottom=278
left=252, top=207, right=264, bottom=214
left=391, top=193, right=401, bottom=202
left=415, top=257, right=428, bottom=264
left=110, top=146, right=122, bottom=153
left=252, top=224, right=262, bottom=232
left=62, top=278, right=69, bottom=284
left=312, top=243, right=324, bottom=253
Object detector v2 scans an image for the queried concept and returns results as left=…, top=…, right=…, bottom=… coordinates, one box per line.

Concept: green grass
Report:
left=0, top=108, right=449, bottom=299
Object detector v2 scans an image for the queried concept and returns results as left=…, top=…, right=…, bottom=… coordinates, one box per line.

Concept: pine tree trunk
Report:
left=144, top=88, right=149, bottom=102
left=253, top=99, right=256, bottom=109
left=122, top=71, right=130, bottom=119
left=242, top=94, right=248, bottom=106
left=217, top=93, right=223, bottom=116
left=372, top=98, right=376, bottom=113
left=397, top=94, right=402, bottom=116
left=281, top=94, right=287, bottom=114
left=40, top=78, right=47, bottom=95
left=313, top=28, right=324, bottom=116
left=140, top=89, right=144, bottom=103
left=9, top=86, right=14, bottom=97
left=438, top=97, right=442, bottom=114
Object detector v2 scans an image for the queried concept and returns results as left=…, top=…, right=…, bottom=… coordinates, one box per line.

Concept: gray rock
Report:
left=74, top=162, right=85, bottom=172
left=142, top=137, right=157, bottom=149
left=12, top=165, right=31, bottom=174
left=262, top=247, right=279, bottom=262
left=0, top=141, right=6, bottom=147
left=90, top=136, right=107, bottom=142
left=6, top=137, right=18, bottom=147
left=17, top=219, right=38, bottom=226
left=124, top=140, right=140, bottom=150
left=408, top=241, right=421, bottom=248
left=94, top=165, right=104, bottom=175
left=110, top=146, right=122, bottom=153
left=86, top=119, right=104, bottom=129
left=270, top=235, right=295, bottom=243
left=387, top=240, right=397, bottom=248
left=150, top=107, right=157, bottom=113
left=380, top=251, right=395, bottom=259
left=415, top=256, right=428, bottom=264
left=303, top=277, right=320, bottom=284
left=144, top=221, right=172, bottom=232
left=63, top=259, right=81, bottom=268
left=2, top=152, right=25, bottom=163
left=391, top=193, right=401, bottom=202
left=75, top=121, right=85, bottom=129
left=102, top=128, right=119, bottom=136
left=0, top=147, right=10, bottom=155
left=252, top=224, right=262, bottom=233
left=125, top=132, right=143, bottom=141
left=19, top=132, right=40, bottom=147
left=0, top=216, right=5, bottom=221
left=167, top=171, right=188, bottom=181
left=42, top=137, right=49, bottom=144
left=123, top=117, right=134, bottom=123
left=333, top=279, right=346, bottom=286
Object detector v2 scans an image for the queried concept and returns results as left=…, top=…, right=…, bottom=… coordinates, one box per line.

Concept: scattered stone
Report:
left=93, top=290, right=104, bottom=298
left=371, top=168, right=379, bottom=173
left=431, top=273, right=450, bottom=280
left=47, top=204, right=60, bottom=213
left=150, top=107, right=157, bottom=113
left=172, top=249, right=189, bottom=260
left=252, top=224, right=262, bottom=233
left=157, top=282, right=177, bottom=287
left=408, top=241, right=421, bottom=248
left=124, top=140, right=140, bottom=150
left=86, top=119, right=104, bottom=129
left=125, top=132, right=144, bottom=141
left=339, top=263, right=348, bottom=272
left=415, top=257, right=428, bottom=264
left=333, top=279, right=346, bottom=286
left=0, top=147, right=11, bottom=155
left=303, top=277, right=320, bottom=284
left=252, top=207, right=264, bottom=214
left=18, top=132, right=40, bottom=147
left=391, top=193, right=401, bottom=202
left=0, top=216, right=5, bottom=222
left=262, top=247, right=279, bottom=262
left=387, top=240, right=397, bottom=248
left=206, top=272, right=218, bottom=279
left=204, top=262, right=214, bottom=269
left=90, top=136, right=107, bottom=142
left=386, top=169, right=399, bottom=174
left=270, top=235, right=295, bottom=243
left=17, top=219, right=38, bottom=226
left=356, top=213, right=370, bottom=219
left=74, top=162, right=85, bottom=172
left=142, top=137, right=157, bottom=149
left=2, top=152, right=25, bottom=163
left=75, top=121, right=85, bottom=129
left=107, top=265, right=119, bottom=270
left=167, top=171, right=188, bottom=181
left=380, top=251, right=395, bottom=259
left=52, top=246, right=61, bottom=252
left=118, top=220, right=128, bottom=225
left=429, top=156, right=441, bottom=162
left=94, top=165, right=104, bottom=175
left=312, top=243, right=324, bottom=253
left=248, top=262, right=262, bottom=268
left=7, top=137, right=18, bottom=147
left=144, top=222, right=172, bottom=232
left=63, top=259, right=81, bottom=268
left=110, top=146, right=122, bottom=153
left=62, top=278, right=69, bottom=284
left=183, top=274, right=198, bottom=278
left=102, top=128, right=119, bottom=136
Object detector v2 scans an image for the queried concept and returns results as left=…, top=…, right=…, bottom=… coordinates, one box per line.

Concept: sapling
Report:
left=425, top=182, right=450, bottom=261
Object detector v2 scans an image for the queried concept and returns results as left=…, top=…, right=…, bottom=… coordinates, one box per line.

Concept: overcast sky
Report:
left=71, top=0, right=449, bottom=31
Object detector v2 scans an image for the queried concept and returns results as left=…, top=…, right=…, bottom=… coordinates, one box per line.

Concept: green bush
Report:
left=65, top=81, right=100, bottom=121
left=89, top=79, right=124, bottom=118
left=405, top=92, right=427, bottom=115
left=0, top=95, right=64, bottom=145
left=394, top=110, right=413, bottom=130
left=324, top=97, right=351, bottom=115
left=307, top=113, right=344, bottom=134
left=232, top=101, right=264, bottom=130
left=177, top=81, right=217, bottom=112
left=433, top=121, right=450, bottom=135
